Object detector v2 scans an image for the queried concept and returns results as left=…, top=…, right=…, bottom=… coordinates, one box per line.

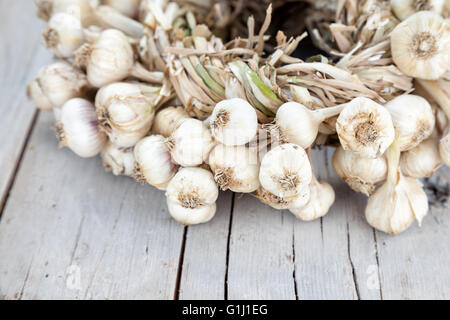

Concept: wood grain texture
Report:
left=0, top=112, right=185, bottom=299
left=0, top=0, right=51, bottom=209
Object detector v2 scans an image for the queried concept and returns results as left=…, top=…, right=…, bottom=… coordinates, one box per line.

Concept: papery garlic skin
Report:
left=439, top=131, right=450, bottom=166
left=95, top=82, right=161, bottom=147
left=166, top=167, right=219, bottom=225
left=133, top=135, right=178, bottom=190
left=400, top=137, right=442, bottom=178
left=168, top=119, right=215, bottom=167
left=332, top=146, right=387, bottom=196
left=336, top=97, right=395, bottom=159
left=390, top=11, right=450, bottom=80
left=210, top=98, right=258, bottom=146
left=152, top=106, right=189, bottom=137
left=289, top=178, right=335, bottom=221
left=259, top=143, right=312, bottom=198
left=102, top=0, right=140, bottom=18
left=385, top=94, right=435, bottom=151
left=256, top=186, right=310, bottom=210
left=208, top=144, right=260, bottom=193
left=27, top=62, right=88, bottom=110
left=101, top=141, right=134, bottom=176
left=56, top=98, right=106, bottom=157
left=43, top=12, right=85, bottom=58
left=391, top=0, right=445, bottom=21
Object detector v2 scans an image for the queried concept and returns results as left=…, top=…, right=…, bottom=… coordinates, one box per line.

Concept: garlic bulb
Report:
left=259, top=143, right=312, bottom=198
left=390, top=0, right=445, bottom=21
left=289, top=176, right=335, bottom=221
left=365, top=139, right=429, bottom=235
left=332, top=146, right=387, bottom=196
left=390, top=11, right=450, bottom=80
left=208, top=144, right=260, bottom=193
left=37, top=0, right=97, bottom=25
left=56, top=98, right=106, bottom=157
left=168, top=119, right=215, bottom=167
left=43, top=12, right=85, bottom=58
left=101, top=141, right=134, bottom=176
left=166, top=167, right=219, bottom=225
left=385, top=94, right=435, bottom=151
left=400, top=137, right=442, bottom=178
left=75, top=29, right=164, bottom=87
left=152, top=106, right=189, bottom=137
left=210, top=98, right=258, bottom=146
left=336, top=97, right=395, bottom=159
left=101, top=0, right=140, bottom=18
left=95, top=82, right=166, bottom=147
left=274, top=101, right=345, bottom=149
left=439, top=131, right=450, bottom=166
left=133, top=135, right=178, bottom=190
left=256, top=185, right=310, bottom=210
left=27, top=62, right=88, bottom=110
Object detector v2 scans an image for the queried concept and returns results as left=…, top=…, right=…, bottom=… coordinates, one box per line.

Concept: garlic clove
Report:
left=385, top=94, right=435, bottom=151
left=390, top=0, right=445, bottom=21
left=336, top=97, right=395, bottom=159
left=133, top=135, right=178, bottom=190
left=152, top=106, right=190, bottom=137
left=439, top=131, right=450, bottom=166
left=332, top=146, right=387, bottom=196
left=210, top=98, right=258, bottom=146
left=208, top=144, right=260, bottom=193
left=56, top=98, right=106, bottom=158
left=390, top=11, right=450, bottom=80
left=259, top=143, right=312, bottom=198
left=256, top=185, right=311, bottom=210
left=27, top=61, right=88, bottom=110
left=289, top=177, right=335, bottom=221
left=400, top=137, right=442, bottom=178
left=168, top=118, right=215, bottom=167
left=101, top=140, right=135, bottom=176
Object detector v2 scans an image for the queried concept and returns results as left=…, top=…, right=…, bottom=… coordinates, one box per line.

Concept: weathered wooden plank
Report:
left=0, top=112, right=185, bottom=299
left=0, top=0, right=51, bottom=209
left=293, top=148, right=381, bottom=300
left=375, top=168, right=450, bottom=300
left=178, top=191, right=232, bottom=300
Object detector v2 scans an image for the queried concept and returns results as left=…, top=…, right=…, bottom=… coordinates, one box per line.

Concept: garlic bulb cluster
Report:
left=133, top=135, right=178, bottom=190
left=27, top=62, right=88, bottom=110
left=400, top=137, right=442, bottom=178
left=336, top=97, right=395, bottom=159
left=385, top=94, right=435, bottom=151
left=166, top=167, right=219, bottom=225
left=56, top=98, right=106, bottom=158
left=332, top=146, right=387, bottom=195
left=152, top=107, right=189, bottom=137
left=390, top=11, right=450, bottom=80
left=101, top=141, right=134, bottom=176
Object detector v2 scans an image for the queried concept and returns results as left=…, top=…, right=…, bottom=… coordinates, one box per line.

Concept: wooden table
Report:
left=1, top=1, right=449, bottom=300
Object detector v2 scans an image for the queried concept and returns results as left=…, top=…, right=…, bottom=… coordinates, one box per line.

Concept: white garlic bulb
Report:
left=385, top=94, right=435, bottom=151
left=43, top=12, right=85, bottom=58
left=75, top=29, right=164, bottom=87
left=259, top=143, right=312, bottom=198
left=439, top=130, right=450, bottom=166
left=101, top=140, right=135, bottom=176
left=390, top=11, right=450, bottom=80
left=400, top=137, right=442, bottom=178
left=390, top=0, right=445, bottom=21
left=37, top=0, right=97, bottom=25
left=166, top=167, right=219, bottom=225
left=27, top=62, right=88, bottom=110
left=365, top=139, right=429, bottom=235
left=256, top=186, right=310, bottom=210
left=56, top=98, right=106, bottom=157
left=275, top=101, right=345, bottom=148
left=210, top=98, right=258, bottom=146
left=168, top=119, right=215, bottom=167
left=152, top=106, right=189, bottom=137
left=101, top=0, right=140, bottom=18
left=208, top=144, right=260, bottom=193
left=133, top=135, right=178, bottom=190
left=95, top=82, right=166, bottom=147
left=332, top=146, right=387, bottom=196
left=289, top=176, right=335, bottom=221
left=336, top=97, right=395, bottom=159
